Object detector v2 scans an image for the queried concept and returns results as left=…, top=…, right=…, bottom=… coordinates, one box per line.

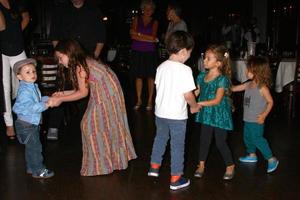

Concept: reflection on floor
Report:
left=0, top=73, right=299, bottom=200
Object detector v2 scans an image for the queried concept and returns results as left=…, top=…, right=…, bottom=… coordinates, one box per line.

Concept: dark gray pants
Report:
left=199, top=124, right=234, bottom=166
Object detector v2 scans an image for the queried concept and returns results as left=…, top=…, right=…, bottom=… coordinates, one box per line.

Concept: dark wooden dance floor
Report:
left=0, top=80, right=300, bottom=200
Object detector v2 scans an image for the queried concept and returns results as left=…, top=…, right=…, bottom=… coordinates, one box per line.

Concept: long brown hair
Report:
left=246, top=56, right=272, bottom=88
left=54, top=39, right=89, bottom=91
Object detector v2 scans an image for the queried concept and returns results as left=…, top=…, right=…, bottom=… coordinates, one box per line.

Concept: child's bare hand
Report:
left=257, top=114, right=266, bottom=124
left=46, top=98, right=53, bottom=108
left=48, top=96, right=63, bottom=107
left=190, top=104, right=202, bottom=113
left=52, top=91, right=64, bottom=97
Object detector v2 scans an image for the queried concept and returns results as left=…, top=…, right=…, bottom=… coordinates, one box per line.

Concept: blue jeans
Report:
left=15, top=119, right=45, bottom=174
left=243, top=122, right=273, bottom=160
left=150, top=117, right=187, bottom=175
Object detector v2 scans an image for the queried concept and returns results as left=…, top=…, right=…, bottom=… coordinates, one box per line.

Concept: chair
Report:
left=36, top=56, right=58, bottom=96
left=268, top=55, right=281, bottom=90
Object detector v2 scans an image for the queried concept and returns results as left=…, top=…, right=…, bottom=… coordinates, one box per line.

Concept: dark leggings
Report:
left=199, top=124, right=234, bottom=166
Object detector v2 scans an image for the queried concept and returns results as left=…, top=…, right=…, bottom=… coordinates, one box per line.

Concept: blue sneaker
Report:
left=170, top=177, right=190, bottom=190
left=147, top=167, right=159, bottom=177
left=267, top=158, right=279, bottom=173
left=32, top=169, right=54, bottom=179
left=239, top=155, right=258, bottom=163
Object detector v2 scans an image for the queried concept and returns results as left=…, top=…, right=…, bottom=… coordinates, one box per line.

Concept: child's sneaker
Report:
left=147, top=167, right=159, bottom=177
left=32, top=169, right=54, bottom=179
left=239, top=155, right=258, bottom=163
left=267, top=158, right=279, bottom=173
left=170, top=177, right=190, bottom=190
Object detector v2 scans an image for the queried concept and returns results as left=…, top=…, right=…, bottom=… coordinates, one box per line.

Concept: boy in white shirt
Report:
left=148, top=31, right=200, bottom=190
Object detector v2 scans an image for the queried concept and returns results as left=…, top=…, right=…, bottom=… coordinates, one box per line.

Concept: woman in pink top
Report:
left=130, top=0, right=159, bottom=111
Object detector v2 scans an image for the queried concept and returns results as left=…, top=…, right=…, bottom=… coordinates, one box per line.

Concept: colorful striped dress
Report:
left=80, top=59, right=137, bottom=176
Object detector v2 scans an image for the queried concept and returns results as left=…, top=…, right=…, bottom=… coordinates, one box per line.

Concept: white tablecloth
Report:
left=231, top=59, right=248, bottom=83
left=275, top=60, right=296, bottom=93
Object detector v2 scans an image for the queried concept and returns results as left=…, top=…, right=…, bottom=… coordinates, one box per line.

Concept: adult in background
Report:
left=51, top=39, right=137, bottom=176
left=49, top=0, right=106, bottom=58
left=130, top=0, right=158, bottom=111
left=0, top=0, right=29, bottom=139
left=164, top=1, right=188, bottom=43
left=243, top=17, right=261, bottom=45
left=0, top=10, right=5, bottom=114
left=221, top=16, right=244, bottom=56
left=47, top=0, right=106, bottom=139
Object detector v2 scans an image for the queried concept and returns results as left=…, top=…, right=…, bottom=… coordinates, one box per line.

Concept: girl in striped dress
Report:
left=51, top=39, right=137, bottom=176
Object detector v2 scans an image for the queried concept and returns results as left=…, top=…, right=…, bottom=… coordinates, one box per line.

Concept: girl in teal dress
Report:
left=194, top=44, right=235, bottom=180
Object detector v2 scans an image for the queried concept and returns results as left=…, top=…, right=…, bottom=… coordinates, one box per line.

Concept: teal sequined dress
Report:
left=195, top=72, right=233, bottom=130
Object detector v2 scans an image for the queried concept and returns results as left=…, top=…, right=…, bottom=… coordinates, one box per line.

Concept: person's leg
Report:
left=25, top=124, right=45, bottom=175
left=250, top=123, right=279, bottom=172
left=169, top=119, right=187, bottom=176
left=169, top=119, right=190, bottom=190
left=198, top=124, right=214, bottom=171
left=243, top=122, right=257, bottom=156
left=146, top=78, right=154, bottom=109
left=15, top=120, right=44, bottom=174
left=214, top=127, right=235, bottom=178
left=2, top=52, right=27, bottom=137
left=25, top=122, right=55, bottom=178
left=150, top=117, right=170, bottom=167
left=215, top=127, right=234, bottom=166
left=15, top=120, right=32, bottom=172
left=2, top=54, right=13, bottom=129
left=251, top=123, right=273, bottom=160
left=134, top=78, right=143, bottom=108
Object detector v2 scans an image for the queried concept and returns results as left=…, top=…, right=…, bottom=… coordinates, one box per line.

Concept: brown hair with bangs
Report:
left=246, top=56, right=272, bottom=88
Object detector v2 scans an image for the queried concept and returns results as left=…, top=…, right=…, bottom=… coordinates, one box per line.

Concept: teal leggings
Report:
left=243, top=122, right=273, bottom=160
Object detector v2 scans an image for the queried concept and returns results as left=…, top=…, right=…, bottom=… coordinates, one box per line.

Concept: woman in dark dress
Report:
left=0, top=0, right=29, bottom=138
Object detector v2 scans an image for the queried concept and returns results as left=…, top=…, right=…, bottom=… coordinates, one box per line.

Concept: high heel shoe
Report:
left=146, top=105, right=153, bottom=111
left=223, top=166, right=235, bottom=180
left=133, top=103, right=142, bottom=110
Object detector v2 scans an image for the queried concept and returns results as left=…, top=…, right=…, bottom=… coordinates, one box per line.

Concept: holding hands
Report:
left=47, top=97, right=63, bottom=107
left=52, top=91, right=65, bottom=97
left=190, top=104, right=202, bottom=114
left=257, top=114, right=266, bottom=124
left=45, top=92, right=66, bottom=108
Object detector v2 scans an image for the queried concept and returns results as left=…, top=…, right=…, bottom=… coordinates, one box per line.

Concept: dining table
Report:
left=275, top=58, right=296, bottom=93
left=231, top=58, right=296, bottom=93
left=231, top=59, right=248, bottom=83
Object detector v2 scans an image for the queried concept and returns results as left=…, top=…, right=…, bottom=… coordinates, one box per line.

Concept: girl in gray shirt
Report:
left=232, top=56, right=279, bottom=173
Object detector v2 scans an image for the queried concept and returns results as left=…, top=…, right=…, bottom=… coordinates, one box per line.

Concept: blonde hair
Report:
left=140, top=0, right=156, bottom=11
left=206, top=44, right=233, bottom=111
left=246, top=56, right=272, bottom=88
left=206, top=44, right=232, bottom=79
